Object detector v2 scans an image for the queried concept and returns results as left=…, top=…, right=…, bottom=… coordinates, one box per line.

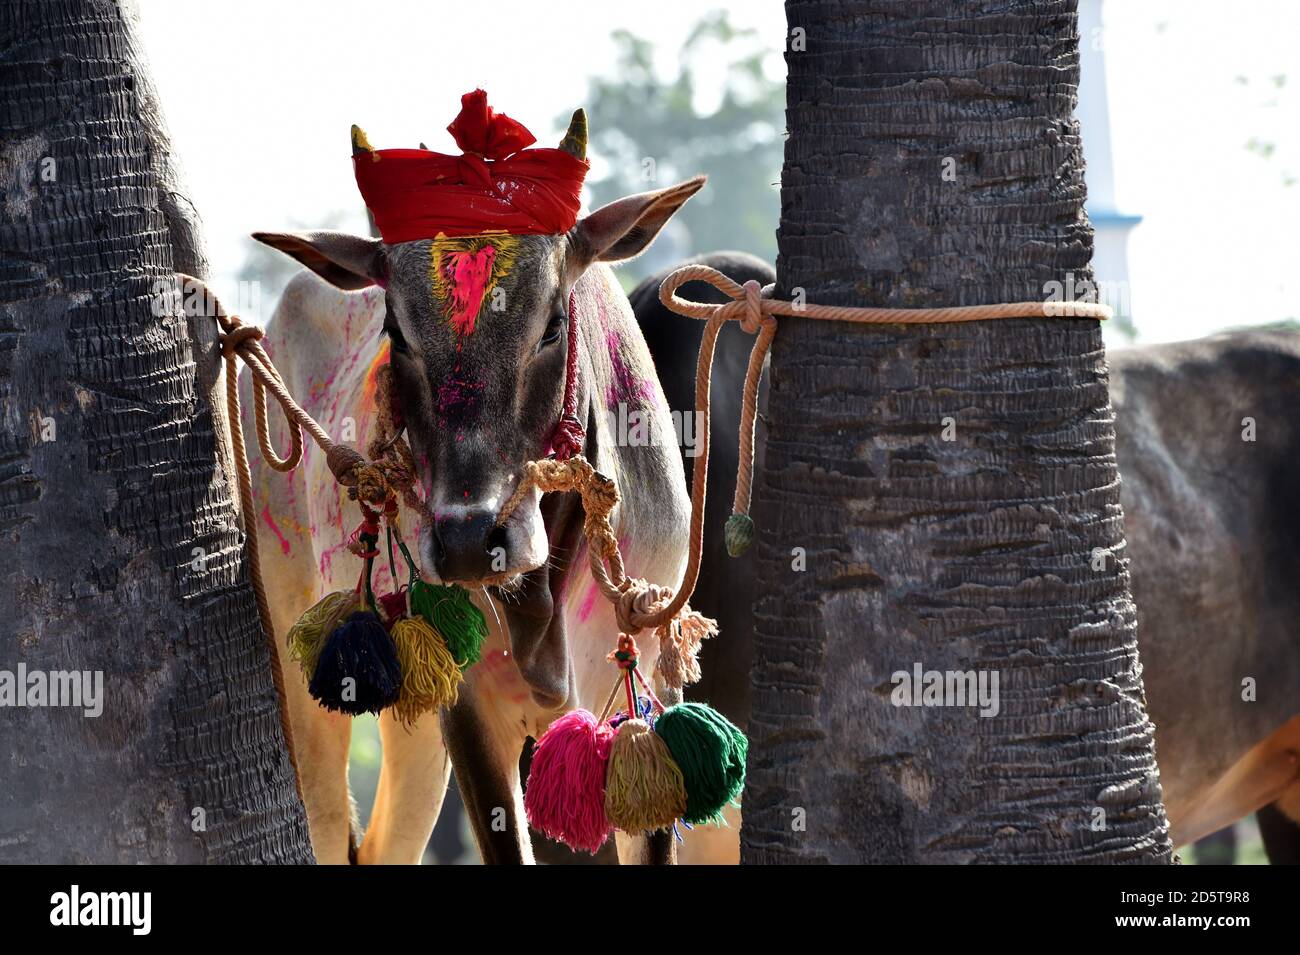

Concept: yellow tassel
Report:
left=603, top=718, right=686, bottom=833
left=390, top=617, right=463, bottom=726
left=287, top=591, right=358, bottom=679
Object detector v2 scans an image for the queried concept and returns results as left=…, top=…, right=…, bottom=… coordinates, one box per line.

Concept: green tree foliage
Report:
left=573, top=12, right=784, bottom=284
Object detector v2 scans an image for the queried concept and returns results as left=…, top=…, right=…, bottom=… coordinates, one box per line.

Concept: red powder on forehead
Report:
left=443, top=245, right=496, bottom=337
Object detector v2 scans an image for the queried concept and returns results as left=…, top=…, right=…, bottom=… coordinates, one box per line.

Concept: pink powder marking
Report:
left=444, top=245, right=496, bottom=337
left=436, top=374, right=485, bottom=433
left=604, top=329, right=654, bottom=409
left=577, top=581, right=600, bottom=622
left=261, top=505, right=291, bottom=555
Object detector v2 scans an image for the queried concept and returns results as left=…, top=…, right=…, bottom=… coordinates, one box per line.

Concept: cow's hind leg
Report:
left=442, top=690, right=532, bottom=864
left=1171, top=714, right=1300, bottom=847
left=614, top=828, right=676, bottom=865
left=1258, top=802, right=1300, bottom=864
left=357, top=709, right=451, bottom=864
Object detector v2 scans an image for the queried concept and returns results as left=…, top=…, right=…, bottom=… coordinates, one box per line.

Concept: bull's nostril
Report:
left=486, top=523, right=509, bottom=573
left=432, top=509, right=505, bottom=581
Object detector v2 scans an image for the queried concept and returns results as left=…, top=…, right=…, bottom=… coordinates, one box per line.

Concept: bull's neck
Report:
left=573, top=265, right=689, bottom=584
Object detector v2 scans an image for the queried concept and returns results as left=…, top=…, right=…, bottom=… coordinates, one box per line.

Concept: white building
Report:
left=1079, top=0, right=1140, bottom=337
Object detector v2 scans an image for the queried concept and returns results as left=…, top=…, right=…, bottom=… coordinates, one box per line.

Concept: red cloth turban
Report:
left=353, top=90, right=590, bottom=244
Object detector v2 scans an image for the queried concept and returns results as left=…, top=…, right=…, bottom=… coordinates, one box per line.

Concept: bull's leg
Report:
left=273, top=623, right=356, bottom=864
left=676, top=804, right=742, bottom=865
left=442, top=690, right=533, bottom=864
left=1170, top=714, right=1300, bottom=847
left=356, top=709, right=451, bottom=864
left=1258, top=802, right=1300, bottom=865
left=262, top=555, right=356, bottom=863
left=614, top=828, right=676, bottom=865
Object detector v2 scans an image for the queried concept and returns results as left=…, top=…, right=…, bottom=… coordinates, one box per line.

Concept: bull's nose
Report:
left=431, top=509, right=509, bottom=582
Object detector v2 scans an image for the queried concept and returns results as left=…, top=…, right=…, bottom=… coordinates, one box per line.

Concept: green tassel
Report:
left=724, top=512, right=754, bottom=557
left=653, top=702, right=747, bottom=825
left=410, top=581, right=487, bottom=669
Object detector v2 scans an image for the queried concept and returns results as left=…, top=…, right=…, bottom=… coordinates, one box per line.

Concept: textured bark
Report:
left=742, top=0, right=1172, bottom=863
left=0, top=0, right=311, bottom=862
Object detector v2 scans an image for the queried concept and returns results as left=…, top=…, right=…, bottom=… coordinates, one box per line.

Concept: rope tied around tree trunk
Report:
left=497, top=263, right=1111, bottom=682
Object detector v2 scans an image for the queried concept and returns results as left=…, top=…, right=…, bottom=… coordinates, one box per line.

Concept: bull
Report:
left=248, top=109, right=713, bottom=864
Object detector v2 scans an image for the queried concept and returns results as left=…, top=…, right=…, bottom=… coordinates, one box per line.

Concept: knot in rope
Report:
left=219, top=317, right=265, bottom=358
left=735, top=278, right=776, bottom=336
left=613, top=578, right=675, bottom=635
left=607, top=633, right=639, bottom=670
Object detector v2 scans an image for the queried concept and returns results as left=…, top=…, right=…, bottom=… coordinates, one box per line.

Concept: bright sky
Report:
left=136, top=0, right=1298, bottom=344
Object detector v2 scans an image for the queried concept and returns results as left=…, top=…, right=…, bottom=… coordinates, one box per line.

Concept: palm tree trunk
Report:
left=742, top=0, right=1172, bottom=863
left=0, top=0, right=311, bottom=863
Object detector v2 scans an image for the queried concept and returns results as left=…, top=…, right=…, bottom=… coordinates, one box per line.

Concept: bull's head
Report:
left=254, top=109, right=701, bottom=704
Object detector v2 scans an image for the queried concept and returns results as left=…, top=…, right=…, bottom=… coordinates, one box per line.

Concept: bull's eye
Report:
left=384, top=321, right=410, bottom=355
left=539, top=312, right=565, bottom=349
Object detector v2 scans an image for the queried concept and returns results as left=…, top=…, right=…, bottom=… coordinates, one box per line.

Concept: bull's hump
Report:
left=266, top=273, right=386, bottom=416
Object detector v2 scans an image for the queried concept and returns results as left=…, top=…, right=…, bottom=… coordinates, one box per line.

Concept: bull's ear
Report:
left=569, top=176, right=706, bottom=267
left=251, top=230, right=386, bottom=290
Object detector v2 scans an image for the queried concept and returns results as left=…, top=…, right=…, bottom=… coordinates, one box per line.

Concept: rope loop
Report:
left=219, top=319, right=265, bottom=357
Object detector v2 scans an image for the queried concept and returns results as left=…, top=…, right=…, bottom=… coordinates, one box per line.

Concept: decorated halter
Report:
left=288, top=91, right=745, bottom=851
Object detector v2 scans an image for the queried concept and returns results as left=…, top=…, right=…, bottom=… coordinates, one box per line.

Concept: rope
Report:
left=498, top=264, right=1111, bottom=638
left=548, top=288, right=585, bottom=461
left=185, top=261, right=1110, bottom=746
left=181, top=274, right=422, bottom=804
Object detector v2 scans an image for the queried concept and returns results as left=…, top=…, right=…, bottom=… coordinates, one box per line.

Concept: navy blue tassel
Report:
left=309, top=610, right=402, bottom=715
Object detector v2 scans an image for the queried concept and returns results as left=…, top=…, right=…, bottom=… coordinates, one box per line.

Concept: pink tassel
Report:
left=524, top=709, right=615, bottom=853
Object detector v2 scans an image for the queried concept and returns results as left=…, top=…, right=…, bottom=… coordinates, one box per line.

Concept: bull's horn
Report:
left=351, top=124, right=376, bottom=158
left=559, top=108, right=587, bottom=161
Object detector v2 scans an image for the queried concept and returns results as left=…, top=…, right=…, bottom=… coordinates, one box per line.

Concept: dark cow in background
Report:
left=630, top=252, right=774, bottom=731
left=634, top=254, right=1300, bottom=862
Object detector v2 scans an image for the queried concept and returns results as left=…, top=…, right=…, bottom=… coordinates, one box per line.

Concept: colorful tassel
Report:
left=604, top=718, right=687, bottom=833
left=286, top=590, right=358, bottom=678
left=309, top=610, right=403, bottom=715
left=653, top=701, right=748, bottom=824
left=411, top=580, right=488, bottom=669
left=524, top=709, right=615, bottom=854
left=389, top=616, right=463, bottom=725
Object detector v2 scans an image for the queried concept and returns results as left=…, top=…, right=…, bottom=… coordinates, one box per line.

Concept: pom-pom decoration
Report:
left=523, top=631, right=748, bottom=853
left=654, top=700, right=748, bottom=825
left=410, top=578, right=488, bottom=669
left=603, top=718, right=686, bottom=832
left=390, top=615, right=463, bottom=726
left=309, top=610, right=403, bottom=715
left=286, top=499, right=485, bottom=721
left=286, top=590, right=359, bottom=677
left=524, top=709, right=616, bottom=854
